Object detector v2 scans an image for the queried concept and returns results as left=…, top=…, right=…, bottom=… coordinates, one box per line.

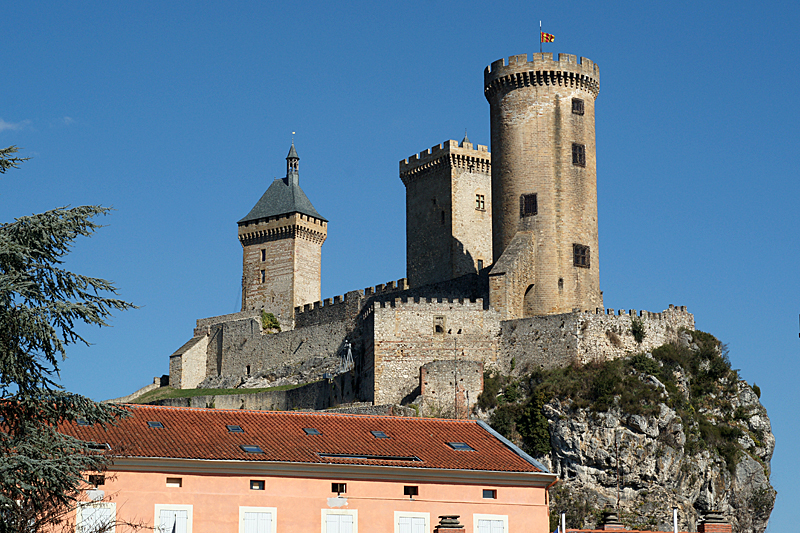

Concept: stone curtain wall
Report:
left=419, top=359, right=484, bottom=418
left=500, top=305, right=695, bottom=376
left=371, top=298, right=502, bottom=405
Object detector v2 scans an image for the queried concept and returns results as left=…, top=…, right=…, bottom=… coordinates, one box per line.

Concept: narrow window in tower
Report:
left=572, top=144, right=586, bottom=167
left=434, top=316, right=445, bottom=334
left=260, top=270, right=266, bottom=283
left=520, top=194, right=537, bottom=217
left=558, top=278, right=564, bottom=291
left=477, top=259, right=484, bottom=271
left=572, top=98, right=584, bottom=115
left=573, top=244, right=590, bottom=268
left=475, top=194, right=485, bottom=210
left=261, top=249, right=266, bottom=261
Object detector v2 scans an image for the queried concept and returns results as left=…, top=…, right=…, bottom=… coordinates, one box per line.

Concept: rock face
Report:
left=537, top=379, right=775, bottom=533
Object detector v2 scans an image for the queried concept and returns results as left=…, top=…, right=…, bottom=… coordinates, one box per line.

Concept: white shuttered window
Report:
left=159, top=509, right=188, bottom=533
left=78, top=503, right=115, bottom=533
left=398, top=516, right=426, bottom=533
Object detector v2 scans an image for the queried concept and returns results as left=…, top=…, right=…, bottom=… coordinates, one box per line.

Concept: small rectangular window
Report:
left=572, top=143, right=586, bottom=167
left=332, top=482, right=347, bottom=494
left=572, top=98, right=584, bottom=115
left=261, top=249, right=266, bottom=261
left=303, top=427, right=322, bottom=436
left=371, top=430, right=389, bottom=439
left=77, top=419, right=91, bottom=426
left=260, top=270, right=266, bottom=283
left=166, top=477, right=182, bottom=488
left=240, top=445, right=264, bottom=453
left=227, top=425, right=244, bottom=433
left=147, top=421, right=164, bottom=429
left=475, top=194, right=485, bottom=210
left=434, top=316, right=445, bottom=334
left=250, top=480, right=265, bottom=490
left=447, top=442, right=475, bottom=451
left=483, top=489, right=497, bottom=499
left=404, top=486, right=419, bottom=498
left=520, top=194, right=537, bottom=217
left=88, top=474, right=105, bottom=486
left=477, top=259, right=484, bottom=271
left=573, top=244, right=590, bottom=268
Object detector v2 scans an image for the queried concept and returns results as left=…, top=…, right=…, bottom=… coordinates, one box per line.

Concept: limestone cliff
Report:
left=480, top=330, right=775, bottom=533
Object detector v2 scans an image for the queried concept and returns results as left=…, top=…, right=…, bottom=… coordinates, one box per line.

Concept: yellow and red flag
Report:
left=541, top=31, right=555, bottom=43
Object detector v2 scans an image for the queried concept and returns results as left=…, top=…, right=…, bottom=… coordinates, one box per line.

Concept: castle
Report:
left=166, top=53, right=694, bottom=414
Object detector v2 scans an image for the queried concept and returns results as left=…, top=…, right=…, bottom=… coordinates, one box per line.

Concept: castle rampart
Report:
left=484, top=53, right=600, bottom=99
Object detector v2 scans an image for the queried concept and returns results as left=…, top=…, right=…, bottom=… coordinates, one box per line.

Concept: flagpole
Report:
left=540, top=21, right=542, bottom=53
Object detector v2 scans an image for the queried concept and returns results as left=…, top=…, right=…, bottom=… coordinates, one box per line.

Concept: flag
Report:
left=541, top=31, right=555, bottom=43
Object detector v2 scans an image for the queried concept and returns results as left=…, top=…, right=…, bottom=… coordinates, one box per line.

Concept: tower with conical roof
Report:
left=238, top=143, right=327, bottom=328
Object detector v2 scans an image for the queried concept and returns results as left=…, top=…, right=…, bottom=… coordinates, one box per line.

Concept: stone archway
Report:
left=523, top=284, right=536, bottom=318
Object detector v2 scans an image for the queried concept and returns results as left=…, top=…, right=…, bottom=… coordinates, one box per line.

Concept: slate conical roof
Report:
left=238, top=144, right=326, bottom=224
left=238, top=176, right=327, bottom=224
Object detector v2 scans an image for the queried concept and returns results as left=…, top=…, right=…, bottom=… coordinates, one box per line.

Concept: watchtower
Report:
left=237, top=143, right=327, bottom=328
left=484, top=53, right=603, bottom=318
left=400, top=136, right=492, bottom=288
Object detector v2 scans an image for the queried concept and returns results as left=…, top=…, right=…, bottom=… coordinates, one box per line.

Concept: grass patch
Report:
left=133, top=382, right=312, bottom=404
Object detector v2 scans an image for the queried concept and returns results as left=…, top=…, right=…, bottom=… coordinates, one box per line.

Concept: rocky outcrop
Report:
left=537, top=373, right=774, bottom=532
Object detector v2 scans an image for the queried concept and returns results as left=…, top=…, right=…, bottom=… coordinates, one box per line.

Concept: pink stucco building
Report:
left=62, top=405, right=557, bottom=533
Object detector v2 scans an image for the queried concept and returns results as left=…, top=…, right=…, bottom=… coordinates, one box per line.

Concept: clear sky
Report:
left=3, top=1, right=798, bottom=529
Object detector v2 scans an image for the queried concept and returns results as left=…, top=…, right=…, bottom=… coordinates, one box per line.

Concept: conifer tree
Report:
left=0, top=146, right=135, bottom=532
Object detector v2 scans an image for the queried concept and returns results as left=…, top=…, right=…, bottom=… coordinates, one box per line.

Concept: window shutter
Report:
left=244, top=512, right=272, bottom=533
left=159, top=509, right=188, bottom=533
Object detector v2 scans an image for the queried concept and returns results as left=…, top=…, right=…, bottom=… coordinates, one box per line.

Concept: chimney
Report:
left=697, top=510, right=732, bottom=533
left=599, top=509, right=626, bottom=531
left=434, top=515, right=465, bottom=533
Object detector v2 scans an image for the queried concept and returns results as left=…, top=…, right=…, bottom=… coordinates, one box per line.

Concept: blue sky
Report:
left=3, top=1, right=798, bottom=529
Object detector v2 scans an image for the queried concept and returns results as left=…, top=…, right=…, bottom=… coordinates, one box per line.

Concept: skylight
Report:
left=447, top=442, right=475, bottom=451
left=240, top=445, right=264, bottom=453
left=226, top=425, right=244, bottom=433
left=370, top=430, right=389, bottom=439
left=76, top=419, right=91, bottom=426
left=86, top=442, right=110, bottom=451
left=147, top=421, right=165, bottom=429
left=303, top=428, right=321, bottom=436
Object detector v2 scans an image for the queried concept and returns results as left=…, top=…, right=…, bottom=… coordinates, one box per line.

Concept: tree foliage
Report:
left=0, top=147, right=134, bottom=532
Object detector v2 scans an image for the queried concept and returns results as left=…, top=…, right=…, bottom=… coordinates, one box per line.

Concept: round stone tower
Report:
left=484, top=53, right=602, bottom=317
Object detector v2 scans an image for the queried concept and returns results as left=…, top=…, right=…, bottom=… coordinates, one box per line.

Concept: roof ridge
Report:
left=124, top=404, right=480, bottom=423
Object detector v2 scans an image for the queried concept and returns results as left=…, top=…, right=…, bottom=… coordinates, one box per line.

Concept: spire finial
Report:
left=460, top=129, right=471, bottom=147
left=286, top=136, right=299, bottom=183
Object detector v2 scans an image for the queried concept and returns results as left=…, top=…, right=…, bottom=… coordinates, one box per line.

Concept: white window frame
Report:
left=154, top=504, right=193, bottom=533
left=321, top=508, right=358, bottom=533
left=473, top=514, right=508, bottom=533
left=394, top=511, right=430, bottom=533
left=239, top=506, right=277, bottom=533
left=76, top=502, right=116, bottom=533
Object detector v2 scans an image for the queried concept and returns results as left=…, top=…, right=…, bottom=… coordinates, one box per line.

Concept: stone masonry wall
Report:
left=499, top=305, right=695, bottom=376
left=419, top=359, right=483, bottom=418
left=371, top=298, right=502, bottom=405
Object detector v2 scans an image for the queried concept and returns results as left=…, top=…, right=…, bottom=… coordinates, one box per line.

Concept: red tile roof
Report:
left=61, top=404, right=544, bottom=473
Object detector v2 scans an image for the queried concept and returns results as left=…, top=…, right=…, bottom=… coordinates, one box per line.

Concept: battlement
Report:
left=579, top=304, right=691, bottom=320
left=293, top=278, right=409, bottom=319
left=484, top=53, right=600, bottom=99
left=400, top=140, right=491, bottom=185
left=400, top=140, right=490, bottom=169
left=375, top=296, right=485, bottom=309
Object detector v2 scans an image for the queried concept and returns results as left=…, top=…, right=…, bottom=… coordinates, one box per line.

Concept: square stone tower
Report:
left=238, top=143, right=327, bottom=328
left=400, top=136, right=492, bottom=288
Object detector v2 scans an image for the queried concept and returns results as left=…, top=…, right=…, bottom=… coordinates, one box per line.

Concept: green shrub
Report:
left=261, top=311, right=281, bottom=332
left=630, top=317, right=646, bottom=343
left=752, top=382, right=761, bottom=398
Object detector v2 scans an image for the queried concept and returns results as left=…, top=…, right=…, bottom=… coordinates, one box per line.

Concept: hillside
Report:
left=479, top=329, right=775, bottom=533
